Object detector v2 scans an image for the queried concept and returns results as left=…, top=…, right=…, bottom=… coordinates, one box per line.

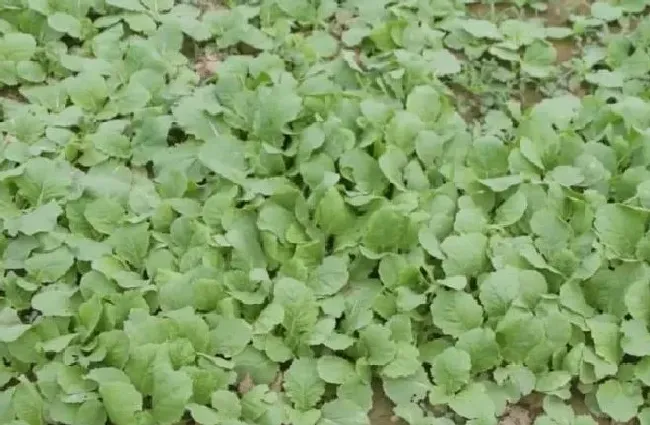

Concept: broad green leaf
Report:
left=431, top=347, right=471, bottom=394
left=440, top=233, right=488, bottom=277
left=479, top=267, right=547, bottom=317
left=587, top=315, right=622, bottom=364
left=284, top=358, right=325, bottom=410
left=594, top=204, right=647, bottom=259
left=309, top=256, right=349, bottom=296
left=381, top=342, right=420, bottom=378
left=406, top=85, right=442, bottom=122
left=625, top=280, right=650, bottom=323
left=591, top=2, right=623, bottom=20
left=109, top=223, right=150, bottom=269
left=98, top=382, right=142, bottom=425
left=596, top=380, right=643, bottom=422
left=210, top=317, right=252, bottom=357
left=431, top=290, right=483, bottom=337
left=621, top=320, right=650, bottom=356
left=106, top=0, right=146, bottom=11
left=418, top=225, right=445, bottom=259
left=0, top=308, right=31, bottom=342
left=47, top=13, right=82, bottom=38
left=462, top=19, right=502, bottom=38
left=320, top=398, right=369, bottom=425
left=4, top=202, right=62, bottom=236
left=152, top=359, right=193, bottom=425
left=494, top=191, right=527, bottom=226
left=447, top=383, right=496, bottom=420
left=362, top=207, right=412, bottom=253
left=358, top=324, right=397, bottom=366
left=188, top=403, right=221, bottom=425
left=13, top=380, right=44, bottom=425
left=141, top=0, right=174, bottom=13
left=199, top=137, right=247, bottom=184
left=66, top=73, right=109, bottom=111
left=32, top=288, right=74, bottom=316
left=456, top=328, right=500, bottom=374
left=315, top=187, right=354, bottom=235
left=25, top=248, right=75, bottom=282
left=210, top=390, right=241, bottom=418
left=84, top=198, right=124, bottom=234
left=0, top=33, right=37, bottom=61
left=317, top=355, right=355, bottom=384
left=16, top=158, right=73, bottom=205
left=535, top=371, right=571, bottom=393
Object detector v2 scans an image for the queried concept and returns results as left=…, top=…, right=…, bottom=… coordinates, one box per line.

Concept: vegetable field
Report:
left=2, top=1, right=650, bottom=425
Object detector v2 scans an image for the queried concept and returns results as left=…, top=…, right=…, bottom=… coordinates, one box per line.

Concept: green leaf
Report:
left=494, top=190, right=527, bottom=226
left=141, top=0, right=174, bottom=13
left=480, top=267, right=547, bottom=318
left=315, top=187, right=354, bottom=235
left=456, top=328, right=500, bottom=374
left=462, top=19, right=502, bottom=39
left=382, top=342, right=421, bottom=378
left=521, top=41, right=556, bottom=78
left=587, top=315, right=622, bottom=365
left=66, top=73, right=109, bottom=111
left=309, top=256, right=349, bottom=296
left=535, top=371, right=571, bottom=393
left=362, top=207, right=412, bottom=253
left=625, top=280, right=650, bottom=323
left=16, top=158, right=73, bottom=205
left=440, top=233, right=489, bottom=277
left=418, top=225, right=445, bottom=259
left=431, top=347, right=471, bottom=394
left=431, top=290, right=483, bottom=337
left=497, top=311, right=544, bottom=363
left=317, top=355, right=355, bottom=384
left=595, top=204, right=647, bottom=259
left=378, top=145, right=408, bottom=190
left=210, top=317, right=252, bottom=357
left=621, top=320, right=650, bottom=356
left=152, top=357, right=193, bottom=425
left=0, top=308, right=31, bottom=342
left=199, top=137, right=247, bottom=184
left=106, top=0, right=146, bottom=11
left=640, top=408, right=650, bottom=425
left=13, top=380, right=44, bottom=425
left=358, top=324, right=397, bottom=366
left=320, top=398, right=369, bottom=425
left=98, top=382, right=143, bottom=425
left=4, top=202, right=62, bottom=236
left=32, top=288, right=74, bottom=316
left=47, top=13, right=82, bottom=38
left=90, top=131, right=132, bottom=159
left=596, top=380, right=643, bottom=422
left=187, top=404, right=221, bottom=425
left=0, top=33, right=37, bottom=61
left=84, top=198, right=124, bottom=234
left=210, top=390, right=241, bottom=418
left=108, top=223, right=150, bottom=269
left=591, top=2, right=623, bottom=20
left=25, top=247, right=75, bottom=282
left=16, top=60, right=45, bottom=82
left=284, top=358, right=325, bottom=410
left=406, top=85, right=442, bottom=124
left=447, top=383, right=495, bottom=420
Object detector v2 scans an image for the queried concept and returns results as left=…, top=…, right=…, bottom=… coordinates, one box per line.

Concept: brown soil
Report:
left=369, top=382, right=406, bottom=425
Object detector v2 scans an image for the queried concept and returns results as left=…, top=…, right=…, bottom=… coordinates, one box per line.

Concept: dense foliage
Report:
left=3, top=0, right=650, bottom=425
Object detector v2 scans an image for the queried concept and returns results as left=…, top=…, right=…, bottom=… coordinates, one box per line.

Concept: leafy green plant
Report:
left=3, top=1, right=650, bottom=425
